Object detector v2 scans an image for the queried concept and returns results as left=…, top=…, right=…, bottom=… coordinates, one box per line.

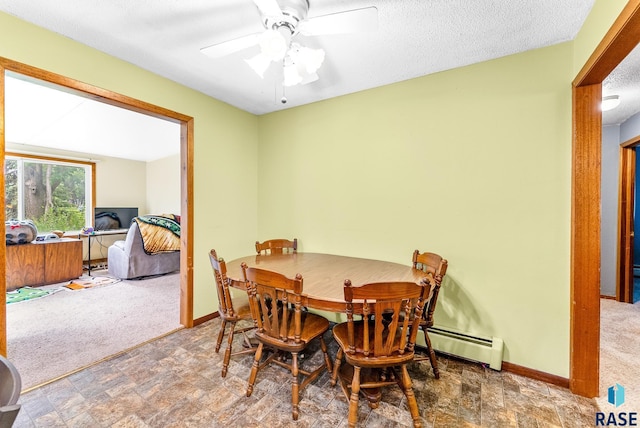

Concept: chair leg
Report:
left=291, top=352, right=300, bottom=420
left=215, top=319, right=227, bottom=353
left=348, top=366, right=362, bottom=428
left=331, top=348, right=343, bottom=387
left=221, top=321, right=236, bottom=378
left=246, top=343, right=264, bottom=397
left=424, top=331, right=440, bottom=379
left=399, top=364, right=422, bottom=428
left=319, top=336, right=333, bottom=374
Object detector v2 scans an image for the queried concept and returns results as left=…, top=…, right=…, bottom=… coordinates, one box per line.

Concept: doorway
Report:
left=618, top=140, right=640, bottom=303
left=0, top=58, right=195, bottom=358
left=571, top=0, right=640, bottom=397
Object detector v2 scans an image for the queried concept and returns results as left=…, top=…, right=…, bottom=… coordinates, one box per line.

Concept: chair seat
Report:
left=218, top=291, right=252, bottom=321
left=333, top=321, right=415, bottom=368
left=256, top=311, right=330, bottom=352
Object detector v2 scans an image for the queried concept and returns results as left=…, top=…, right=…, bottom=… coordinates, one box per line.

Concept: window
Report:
left=4, top=154, right=93, bottom=234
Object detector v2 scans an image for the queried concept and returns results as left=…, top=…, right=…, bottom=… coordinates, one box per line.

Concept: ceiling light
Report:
left=245, top=54, right=272, bottom=78
left=246, top=34, right=325, bottom=87
left=258, top=28, right=291, bottom=61
left=283, top=43, right=325, bottom=87
left=602, top=95, right=620, bottom=111
left=246, top=26, right=294, bottom=79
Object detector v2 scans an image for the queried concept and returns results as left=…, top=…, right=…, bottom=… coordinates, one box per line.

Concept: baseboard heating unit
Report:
left=417, top=326, right=504, bottom=370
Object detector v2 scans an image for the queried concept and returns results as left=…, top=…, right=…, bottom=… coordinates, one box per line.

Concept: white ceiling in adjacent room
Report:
left=4, top=73, right=180, bottom=162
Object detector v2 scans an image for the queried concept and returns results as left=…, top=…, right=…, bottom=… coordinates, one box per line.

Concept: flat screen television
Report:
left=94, top=207, right=139, bottom=231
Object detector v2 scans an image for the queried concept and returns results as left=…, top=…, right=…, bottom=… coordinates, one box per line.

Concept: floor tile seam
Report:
left=48, top=396, right=99, bottom=424
left=478, top=377, right=507, bottom=427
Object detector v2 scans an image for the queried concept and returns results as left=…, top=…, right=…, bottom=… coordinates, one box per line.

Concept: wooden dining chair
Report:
left=331, top=278, right=434, bottom=428
left=255, top=238, right=297, bottom=255
left=209, top=249, right=257, bottom=378
left=411, top=249, right=448, bottom=378
left=241, top=263, right=333, bottom=421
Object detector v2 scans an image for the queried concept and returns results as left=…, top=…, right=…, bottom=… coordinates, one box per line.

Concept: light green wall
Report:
left=257, top=43, right=574, bottom=375
left=573, top=0, right=627, bottom=75
left=0, top=0, right=629, bottom=377
left=0, top=12, right=259, bottom=319
left=146, top=154, right=180, bottom=215
left=256, top=0, right=629, bottom=377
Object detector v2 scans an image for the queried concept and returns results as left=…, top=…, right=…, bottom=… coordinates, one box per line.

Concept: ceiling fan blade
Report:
left=253, top=0, right=283, bottom=18
left=200, top=33, right=261, bottom=58
left=299, top=6, right=378, bottom=36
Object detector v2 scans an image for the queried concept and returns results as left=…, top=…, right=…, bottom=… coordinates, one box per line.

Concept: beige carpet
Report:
left=6, top=270, right=182, bottom=390
left=598, top=298, right=640, bottom=412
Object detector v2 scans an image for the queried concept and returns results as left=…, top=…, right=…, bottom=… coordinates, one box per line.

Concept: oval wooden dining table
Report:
left=225, top=252, right=434, bottom=409
left=225, top=252, right=431, bottom=313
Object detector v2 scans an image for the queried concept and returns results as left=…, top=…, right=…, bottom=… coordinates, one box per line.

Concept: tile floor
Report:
left=12, top=318, right=601, bottom=427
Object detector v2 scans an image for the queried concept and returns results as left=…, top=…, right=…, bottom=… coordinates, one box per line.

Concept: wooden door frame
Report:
left=0, top=58, right=195, bottom=356
left=617, top=138, right=640, bottom=303
left=571, top=0, right=640, bottom=397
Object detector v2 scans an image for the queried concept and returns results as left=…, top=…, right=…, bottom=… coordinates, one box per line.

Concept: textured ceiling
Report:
left=0, top=0, right=596, bottom=115
left=603, top=43, right=640, bottom=127
left=2, top=0, right=638, bottom=162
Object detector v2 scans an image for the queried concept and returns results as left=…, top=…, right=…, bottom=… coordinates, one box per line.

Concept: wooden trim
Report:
left=0, top=57, right=195, bottom=353
left=194, top=312, right=219, bottom=327
left=571, top=84, right=602, bottom=398
left=600, top=295, right=617, bottom=300
left=618, top=146, right=635, bottom=302
left=91, top=163, right=96, bottom=227
left=574, top=1, right=640, bottom=87
left=0, top=66, right=5, bottom=356
left=2, top=60, right=191, bottom=124
left=180, top=118, right=194, bottom=328
left=571, top=0, right=640, bottom=398
left=618, top=135, right=640, bottom=302
left=5, top=151, right=98, bottom=229
left=621, top=134, right=640, bottom=148
left=5, top=151, right=95, bottom=166
left=501, top=361, right=570, bottom=389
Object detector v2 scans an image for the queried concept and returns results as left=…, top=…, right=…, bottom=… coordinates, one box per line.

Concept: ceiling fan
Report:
left=201, top=0, right=378, bottom=87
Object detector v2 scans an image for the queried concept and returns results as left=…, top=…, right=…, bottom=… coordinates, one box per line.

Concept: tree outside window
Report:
left=4, top=156, right=91, bottom=233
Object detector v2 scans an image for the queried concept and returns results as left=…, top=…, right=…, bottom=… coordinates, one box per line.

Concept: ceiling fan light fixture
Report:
left=282, top=43, right=324, bottom=86
left=297, top=46, right=325, bottom=74
left=283, top=63, right=319, bottom=87
left=283, top=64, right=303, bottom=86
left=245, top=53, right=272, bottom=78
left=258, top=27, right=292, bottom=61
left=284, top=42, right=325, bottom=86
left=602, top=94, right=620, bottom=111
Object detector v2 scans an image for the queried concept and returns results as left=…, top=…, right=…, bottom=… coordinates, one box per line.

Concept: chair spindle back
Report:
left=412, top=250, right=448, bottom=327
left=209, top=249, right=235, bottom=317
left=241, top=263, right=304, bottom=343
left=343, top=278, right=433, bottom=358
left=255, top=238, right=298, bottom=255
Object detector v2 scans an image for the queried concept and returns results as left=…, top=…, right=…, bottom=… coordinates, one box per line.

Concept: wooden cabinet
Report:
left=6, top=238, right=83, bottom=291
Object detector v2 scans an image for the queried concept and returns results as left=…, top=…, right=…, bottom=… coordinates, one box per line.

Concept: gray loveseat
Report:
left=107, top=221, right=180, bottom=279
